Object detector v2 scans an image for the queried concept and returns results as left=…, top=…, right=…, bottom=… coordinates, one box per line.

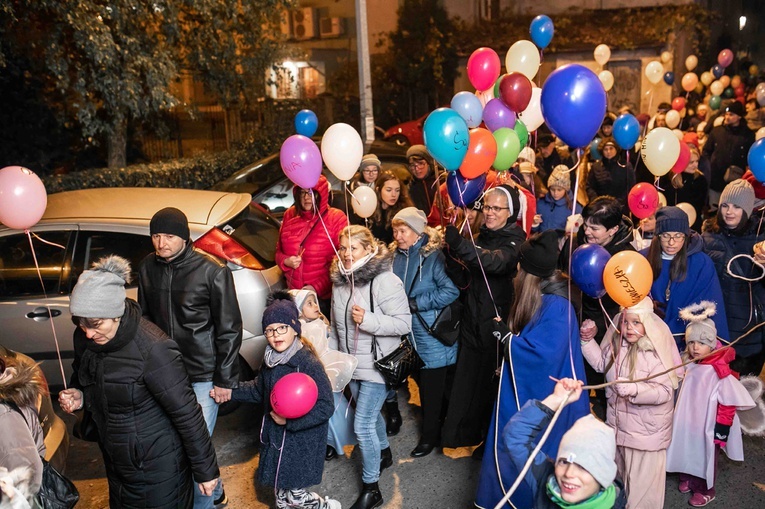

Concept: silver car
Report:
left=0, top=188, right=284, bottom=390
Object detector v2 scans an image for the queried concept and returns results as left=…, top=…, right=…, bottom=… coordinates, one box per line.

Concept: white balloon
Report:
left=665, top=110, right=681, bottom=129
left=518, top=87, right=544, bottom=131
left=658, top=192, right=667, bottom=208
left=709, top=80, right=724, bottom=97
left=661, top=51, right=672, bottom=63
left=351, top=185, right=377, bottom=219
left=700, top=71, right=713, bottom=86
left=685, top=55, right=698, bottom=71
left=505, top=40, right=541, bottom=80
left=645, top=61, right=664, bottom=85
left=756, top=127, right=765, bottom=141
left=594, top=44, right=611, bottom=66
left=672, top=128, right=684, bottom=140
left=598, top=70, right=615, bottom=92
left=321, top=123, right=363, bottom=181
left=641, top=127, right=680, bottom=177
left=676, top=202, right=697, bottom=227
left=713, top=116, right=724, bottom=127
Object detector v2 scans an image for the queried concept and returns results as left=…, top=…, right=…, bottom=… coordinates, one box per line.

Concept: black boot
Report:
left=325, top=445, right=338, bottom=461
left=385, top=400, right=402, bottom=436
left=380, top=447, right=393, bottom=471
left=349, top=482, right=383, bottom=509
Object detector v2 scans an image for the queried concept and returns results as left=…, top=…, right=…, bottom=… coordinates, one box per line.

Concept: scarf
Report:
left=263, top=339, right=303, bottom=368
left=546, top=476, right=616, bottom=509
left=337, top=245, right=379, bottom=277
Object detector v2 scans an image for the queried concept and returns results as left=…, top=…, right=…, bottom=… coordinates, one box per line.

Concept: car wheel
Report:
left=218, top=355, right=256, bottom=417
left=389, top=134, right=410, bottom=147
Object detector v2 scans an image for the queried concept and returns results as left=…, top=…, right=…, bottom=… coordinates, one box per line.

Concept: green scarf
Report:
left=546, top=476, right=616, bottom=509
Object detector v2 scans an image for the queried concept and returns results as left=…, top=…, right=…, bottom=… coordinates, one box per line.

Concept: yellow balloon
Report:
left=700, top=71, right=713, bottom=86
left=505, top=40, right=540, bottom=80
left=658, top=192, right=667, bottom=208
left=603, top=252, right=653, bottom=309
left=750, top=65, right=760, bottom=76
left=641, top=127, right=680, bottom=177
left=676, top=202, right=697, bottom=227
left=756, top=127, right=765, bottom=141
left=598, top=70, right=615, bottom=92
left=685, top=55, right=698, bottom=71
left=709, top=80, right=724, bottom=97
left=661, top=51, right=672, bottom=63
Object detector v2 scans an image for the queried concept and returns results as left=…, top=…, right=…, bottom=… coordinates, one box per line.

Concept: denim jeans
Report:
left=192, top=381, right=222, bottom=508
left=349, top=380, right=389, bottom=483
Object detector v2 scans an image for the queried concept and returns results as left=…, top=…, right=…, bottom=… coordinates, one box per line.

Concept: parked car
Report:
left=212, top=139, right=409, bottom=219
left=383, top=113, right=427, bottom=147
left=0, top=188, right=284, bottom=395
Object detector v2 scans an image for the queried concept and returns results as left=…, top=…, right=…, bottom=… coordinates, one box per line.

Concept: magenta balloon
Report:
left=0, top=166, right=47, bottom=230
left=718, top=49, right=734, bottom=68
left=483, top=98, right=516, bottom=132
left=279, top=135, right=322, bottom=189
left=270, top=372, right=319, bottom=419
left=467, top=47, right=501, bottom=92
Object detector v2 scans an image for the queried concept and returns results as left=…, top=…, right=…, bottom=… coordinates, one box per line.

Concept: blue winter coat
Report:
left=231, top=348, right=334, bottom=490
left=642, top=232, right=729, bottom=351
left=390, top=228, right=460, bottom=369
left=535, top=191, right=582, bottom=232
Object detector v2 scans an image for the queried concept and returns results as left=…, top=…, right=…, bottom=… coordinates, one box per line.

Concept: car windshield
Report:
left=217, top=203, right=280, bottom=267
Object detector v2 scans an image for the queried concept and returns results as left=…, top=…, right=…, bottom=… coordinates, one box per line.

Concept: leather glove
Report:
left=613, top=378, right=637, bottom=398
left=408, top=298, right=418, bottom=312
left=714, top=423, right=730, bottom=447
left=444, top=225, right=461, bottom=247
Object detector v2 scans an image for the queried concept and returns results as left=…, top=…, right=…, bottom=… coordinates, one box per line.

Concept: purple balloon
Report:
left=570, top=243, right=611, bottom=299
left=280, top=135, right=322, bottom=189
left=447, top=170, right=487, bottom=207
left=483, top=98, right=516, bottom=132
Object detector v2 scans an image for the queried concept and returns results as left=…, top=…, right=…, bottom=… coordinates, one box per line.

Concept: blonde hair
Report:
left=339, top=225, right=376, bottom=250
left=299, top=335, right=319, bottom=358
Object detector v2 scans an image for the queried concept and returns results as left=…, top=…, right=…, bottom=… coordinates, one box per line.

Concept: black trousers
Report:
left=417, top=365, right=455, bottom=443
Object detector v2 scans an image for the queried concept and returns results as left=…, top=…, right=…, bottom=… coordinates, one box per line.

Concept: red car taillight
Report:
left=194, top=228, right=264, bottom=270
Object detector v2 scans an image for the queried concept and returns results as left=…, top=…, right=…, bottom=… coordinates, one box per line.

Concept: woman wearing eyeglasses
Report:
left=642, top=206, right=728, bottom=351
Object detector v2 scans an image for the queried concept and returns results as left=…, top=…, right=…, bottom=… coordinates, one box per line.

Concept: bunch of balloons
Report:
left=0, top=166, right=48, bottom=230
left=570, top=245, right=653, bottom=308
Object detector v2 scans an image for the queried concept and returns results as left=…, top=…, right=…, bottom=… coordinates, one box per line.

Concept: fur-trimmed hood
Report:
left=388, top=226, right=443, bottom=259
left=330, top=241, right=393, bottom=287
left=0, top=353, right=47, bottom=408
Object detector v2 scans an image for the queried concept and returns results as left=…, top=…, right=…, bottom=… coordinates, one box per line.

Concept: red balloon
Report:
left=670, top=141, right=691, bottom=174
left=734, top=84, right=745, bottom=97
left=499, top=72, right=533, bottom=113
left=459, top=128, right=498, bottom=179
left=671, top=97, right=686, bottom=111
left=628, top=183, right=660, bottom=219
left=467, top=47, right=501, bottom=92
left=270, top=372, right=318, bottom=419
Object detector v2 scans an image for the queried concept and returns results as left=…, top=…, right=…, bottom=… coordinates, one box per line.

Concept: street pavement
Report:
left=62, top=378, right=765, bottom=508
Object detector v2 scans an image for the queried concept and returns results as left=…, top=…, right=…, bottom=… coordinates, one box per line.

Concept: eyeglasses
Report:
left=264, top=325, right=290, bottom=338
left=298, top=190, right=313, bottom=197
left=362, top=168, right=379, bottom=174
left=483, top=205, right=509, bottom=213
left=659, top=233, right=686, bottom=242
left=408, top=159, right=427, bottom=168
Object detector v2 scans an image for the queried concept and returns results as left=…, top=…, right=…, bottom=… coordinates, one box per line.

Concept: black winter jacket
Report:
left=702, top=121, right=756, bottom=192
left=586, top=156, right=635, bottom=212
left=408, top=170, right=438, bottom=215
left=138, top=243, right=242, bottom=387
left=71, top=299, right=219, bottom=508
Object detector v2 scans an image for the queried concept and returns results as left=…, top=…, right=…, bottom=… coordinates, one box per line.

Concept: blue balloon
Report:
left=294, top=109, right=318, bottom=137
left=590, top=137, right=602, bottom=161
left=541, top=64, right=607, bottom=149
left=712, top=64, right=724, bottom=79
left=612, top=113, right=640, bottom=150
left=749, top=138, right=765, bottom=182
left=570, top=243, right=611, bottom=299
left=423, top=108, right=469, bottom=171
left=663, top=71, right=675, bottom=86
left=446, top=170, right=486, bottom=207
left=451, top=91, right=483, bottom=128
left=530, top=15, right=554, bottom=50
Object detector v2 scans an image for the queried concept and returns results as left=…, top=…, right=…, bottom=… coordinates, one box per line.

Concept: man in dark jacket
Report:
left=586, top=138, right=635, bottom=215
left=441, top=184, right=526, bottom=451
left=702, top=101, right=756, bottom=212
left=406, top=145, right=439, bottom=215
left=138, top=207, right=242, bottom=508
left=537, top=134, right=574, bottom=183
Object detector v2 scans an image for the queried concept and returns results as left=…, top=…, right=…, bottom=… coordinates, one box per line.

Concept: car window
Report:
left=219, top=204, right=279, bottom=267
left=0, top=231, right=71, bottom=300
left=212, top=154, right=284, bottom=195
left=256, top=179, right=295, bottom=216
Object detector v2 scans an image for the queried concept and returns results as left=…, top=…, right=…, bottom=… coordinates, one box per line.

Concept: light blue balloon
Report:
left=590, top=137, right=602, bottom=161
left=451, top=92, right=483, bottom=128
left=423, top=108, right=469, bottom=171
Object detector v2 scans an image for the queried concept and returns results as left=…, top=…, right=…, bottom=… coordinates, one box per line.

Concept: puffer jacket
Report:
left=582, top=337, right=675, bottom=451
left=329, top=243, right=412, bottom=384
left=275, top=175, right=348, bottom=300
left=586, top=156, right=635, bottom=211
left=0, top=353, right=47, bottom=503
left=390, top=228, right=459, bottom=369
left=702, top=121, right=756, bottom=192
left=702, top=216, right=765, bottom=357
left=71, top=299, right=219, bottom=508
left=138, top=243, right=242, bottom=388
left=535, top=191, right=582, bottom=232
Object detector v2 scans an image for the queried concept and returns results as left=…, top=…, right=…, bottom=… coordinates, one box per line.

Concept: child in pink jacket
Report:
left=580, top=297, right=683, bottom=509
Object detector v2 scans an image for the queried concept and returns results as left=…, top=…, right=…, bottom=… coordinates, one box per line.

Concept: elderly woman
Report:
left=58, top=256, right=219, bottom=508
left=329, top=226, right=411, bottom=509
left=390, top=207, right=459, bottom=458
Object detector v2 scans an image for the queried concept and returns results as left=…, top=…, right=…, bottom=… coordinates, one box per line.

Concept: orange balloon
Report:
left=602, top=252, right=653, bottom=308
left=459, top=127, right=497, bottom=179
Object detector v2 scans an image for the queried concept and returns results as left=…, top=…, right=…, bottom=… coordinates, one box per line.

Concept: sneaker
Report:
left=324, top=497, right=342, bottom=509
left=679, top=480, right=691, bottom=493
left=214, top=489, right=228, bottom=507
left=689, top=493, right=715, bottom=507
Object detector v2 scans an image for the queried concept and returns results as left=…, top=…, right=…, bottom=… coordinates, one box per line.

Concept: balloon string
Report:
left=566, top=151, right=583, bottom=381
left=726, top=254, right=765, bottom=282
left=272, top=426, right=288, bottom=497
left=26, top=230, right=67, bottom=389
left=462, top=208, right=501, bottom=320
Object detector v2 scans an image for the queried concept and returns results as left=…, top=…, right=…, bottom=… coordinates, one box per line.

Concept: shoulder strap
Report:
left=369, top=278, right=379, bottom=359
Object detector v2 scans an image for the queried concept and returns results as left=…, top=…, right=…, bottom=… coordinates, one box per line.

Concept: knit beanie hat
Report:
left=262, top=291, right=301, bottom=336
left=150, top=207, right=190, bottom=241
left=518, top=146, right=536, bottom=166
left=288, top=287, right=318, bottom=316
left=519, top=161, right=537, bottom=174
left=393, top=207, right=427, bottom=235
left=547, top=165, right=571, bottom=191
left=720, top=179, right=755, bottom=217
left=726, top=101, right=745, bottom=117
left=70, top=255, right=131, bottom=318
left=406, top=144, right=429, bottom=161
left=557, top=414, right=618, bottom=489
left=360, top=154, right=381, bottom=171
left=680, top=301, right=718, bottom=349
left=599, top=137, right=617, bottom=151
left=655, top=206, right=690, bottom=236
left=519, top=230, right=559, bottom=278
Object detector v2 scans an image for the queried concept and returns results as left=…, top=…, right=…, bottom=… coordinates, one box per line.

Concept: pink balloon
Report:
left=270, top=372, right=318, bottom=419
left=467, top=47, right=501, bottom=92
left=0, top=166, right=47, bottom=230
left=280, top=135, right=322, bottom=190
left=628, top=183, right=659, bottom=219
left=670, top=141, right=691, bottom=174
left=718, top=49, right=734, bottom=68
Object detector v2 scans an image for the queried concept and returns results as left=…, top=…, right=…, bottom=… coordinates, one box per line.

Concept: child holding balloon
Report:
left=227, top=292, right=338, bottom=509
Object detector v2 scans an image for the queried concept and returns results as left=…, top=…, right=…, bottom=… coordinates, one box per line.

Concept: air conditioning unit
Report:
left=292, top=7, right=316, bottom=40
left=319, top=17, right=344, bottom=38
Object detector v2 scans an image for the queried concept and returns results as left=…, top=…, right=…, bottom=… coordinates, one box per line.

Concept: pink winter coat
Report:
left=582, top=337, right=675, bottom=451
left=275, top=175, right=348, bottom=300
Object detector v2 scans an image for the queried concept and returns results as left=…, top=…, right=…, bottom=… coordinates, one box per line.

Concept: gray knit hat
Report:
left=548, top=165, right=571, bottom=191
left=70, top=255, right=131, bottom=318
left=720, top=179, right=755, bottom=218
left=406, top=144, right=429, bottom=161
left=360, top=154, right=381, bottom=171
left=680, top=301, right=718, bottom=349
left=557, top=414, right=618, bottom=489
left=393, top=207, right=427, bottom=235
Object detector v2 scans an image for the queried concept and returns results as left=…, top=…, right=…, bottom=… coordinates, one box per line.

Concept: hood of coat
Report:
left=292, top=174, right=331, bottom=218
left=685, top=230, right=704, bottom=256
left=330, top=241, right=393, bottom=287
left=0, top=352, right=47, bottom=408
left=388, top=226, right=443, bottom=260
left=699, top=345, right=737, bottom=379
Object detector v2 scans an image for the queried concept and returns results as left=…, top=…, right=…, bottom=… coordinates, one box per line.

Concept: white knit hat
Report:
left=557, top=415, right=617, bottom=489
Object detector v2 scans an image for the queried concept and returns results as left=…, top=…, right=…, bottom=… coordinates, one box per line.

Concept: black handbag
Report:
left=415, top=299, right=463, bottom=346
left=369, top=278, right=423, bottom=388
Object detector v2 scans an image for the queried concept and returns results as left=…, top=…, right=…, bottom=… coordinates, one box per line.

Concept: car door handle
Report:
left=26, top=307, right=62, bottom=319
